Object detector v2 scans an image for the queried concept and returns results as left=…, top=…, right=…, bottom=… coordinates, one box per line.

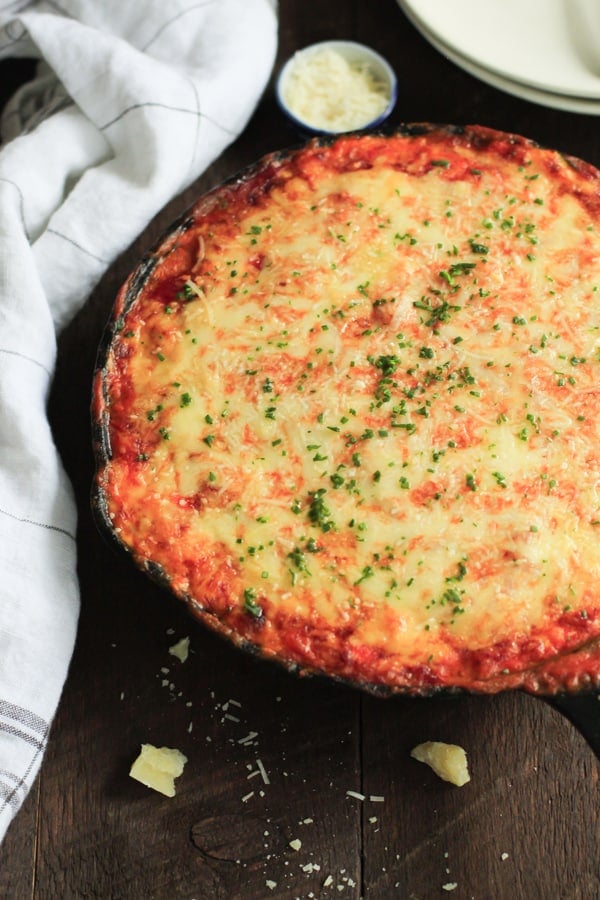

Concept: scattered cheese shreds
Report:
left=442, top=883, right=458, bottom=892
left=168, top=636, right=190, bottom=662
left=129, top=744, right=187, bottom=797
left=282, top=47, right=389, bottom=132
left=289, top=838, right=302, bottom=851
left=411, top=741, right=470, bottom=787
left=256, top=758, right=270, bottom=785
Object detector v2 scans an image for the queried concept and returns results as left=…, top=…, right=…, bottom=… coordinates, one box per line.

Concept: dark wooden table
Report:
left=1, top=2, right=599, bottom=897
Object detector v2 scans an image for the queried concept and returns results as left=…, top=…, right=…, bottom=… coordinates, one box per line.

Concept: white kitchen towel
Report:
left=0, top=0, right=277, bottom=841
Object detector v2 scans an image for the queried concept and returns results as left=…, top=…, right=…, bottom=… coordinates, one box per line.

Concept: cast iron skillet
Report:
left=91, top=125, right=600, bottom=760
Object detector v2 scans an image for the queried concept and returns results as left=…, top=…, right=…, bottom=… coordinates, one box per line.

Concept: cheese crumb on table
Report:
left=129, top=743, right=188, bottom=797
left=168, top=636, right=190, bottom=662
left=410, top=741, right=470, bottom=787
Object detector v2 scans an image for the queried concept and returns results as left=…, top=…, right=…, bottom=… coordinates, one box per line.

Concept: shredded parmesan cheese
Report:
left=346, top=790, right=366, bottom=801
left=256, top=757, right=270, bottom=785
left=282, top=47, right=390, bottom=132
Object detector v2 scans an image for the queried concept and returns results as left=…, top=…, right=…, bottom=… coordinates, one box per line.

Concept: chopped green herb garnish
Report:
left=243, top=588, right=262, bottom=618
left=492, top=471, right=507, bottom=488
left=468, top=239, right=488, bottom=254
left=307, top=488, right=335, bottom=532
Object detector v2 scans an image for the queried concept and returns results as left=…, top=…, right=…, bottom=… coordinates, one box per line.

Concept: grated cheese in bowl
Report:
left=277, top=41, right=396, bottom=134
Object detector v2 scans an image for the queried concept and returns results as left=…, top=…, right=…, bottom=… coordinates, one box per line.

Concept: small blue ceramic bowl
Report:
left=276, top=40, right=398, bottom=136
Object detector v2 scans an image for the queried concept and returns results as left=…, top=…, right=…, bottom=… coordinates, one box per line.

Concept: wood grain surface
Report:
left=1, top=2, right=599, bottom=898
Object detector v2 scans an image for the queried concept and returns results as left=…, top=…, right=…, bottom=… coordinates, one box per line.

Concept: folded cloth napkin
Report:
left=0, top=0, right=277, bottom=841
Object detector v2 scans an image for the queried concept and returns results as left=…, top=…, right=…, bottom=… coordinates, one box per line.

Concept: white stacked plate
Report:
left=398, top=0, right=600, bottom=114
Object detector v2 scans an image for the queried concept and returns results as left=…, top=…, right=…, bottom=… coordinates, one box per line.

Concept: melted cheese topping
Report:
left=96, top=128, right=600, bottom=694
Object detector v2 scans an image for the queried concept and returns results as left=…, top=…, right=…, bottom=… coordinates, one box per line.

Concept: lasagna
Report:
left=93, top=124, right=600, bottom=695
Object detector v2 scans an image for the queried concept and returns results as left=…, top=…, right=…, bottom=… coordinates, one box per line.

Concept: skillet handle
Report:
left=547, top=692, right=600, bottom=760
